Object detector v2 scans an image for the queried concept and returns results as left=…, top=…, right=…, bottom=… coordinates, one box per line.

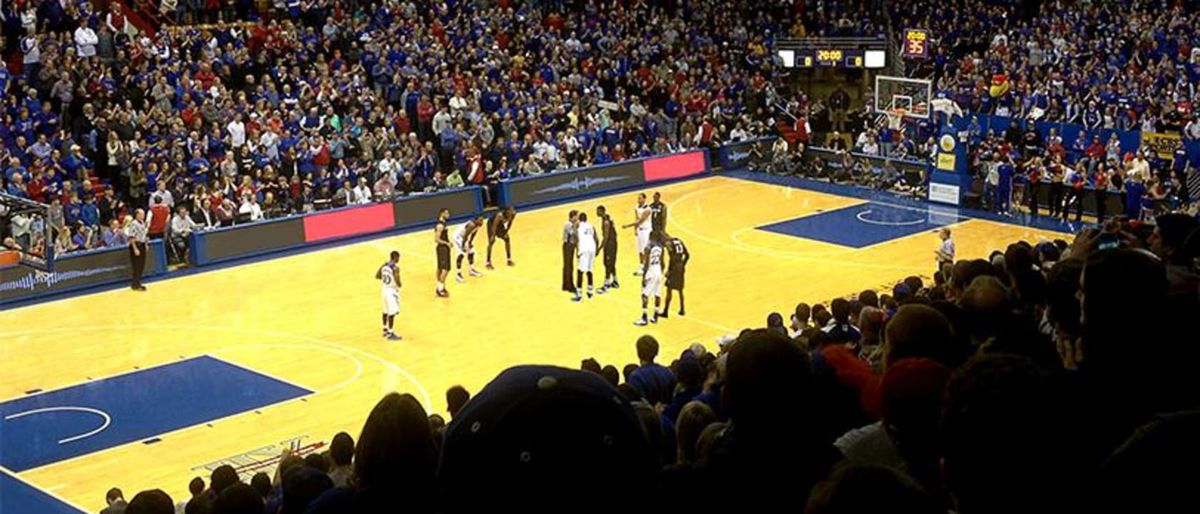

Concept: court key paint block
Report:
left=0, top=356, right=311, bottom=472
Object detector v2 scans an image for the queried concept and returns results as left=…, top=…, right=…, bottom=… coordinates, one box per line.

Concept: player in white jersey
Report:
left=453, top=215, right=485, bottom=283
left=375, top=250, right=402, bottom=340
left=622, top=193, right=653, bottom=276
left=573, top=213, right=600, bottom=302
left=634, top=231, right=666, bottom=326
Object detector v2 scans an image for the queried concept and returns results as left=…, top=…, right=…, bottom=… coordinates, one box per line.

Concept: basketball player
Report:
left=573, top=212, right=600, bottom=301
left=375, top=250, right=402, bottom=340
left=454, top=215, right=485, bottom=282
left=622, top=193, right=652, bottom=276
left=434, top=208, right=452, bottom=297
left=486, top=207, right=516, bottom=269
left=659, top=232, right=689, bottom=318
left=649, top=192, right=668, bottom=233
left=634, top=231, right=666, bottom=326
left=596, top=205, right=620, bottom=292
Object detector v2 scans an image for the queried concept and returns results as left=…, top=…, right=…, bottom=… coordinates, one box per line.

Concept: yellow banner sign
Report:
left=1140, top=131, right=1182, bottom=160
left=937, top=152, right=956, bottom=171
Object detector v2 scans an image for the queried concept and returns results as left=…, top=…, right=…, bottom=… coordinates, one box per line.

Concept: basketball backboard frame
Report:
left=874, top=75, right=932, bottom=119
left=0, top=192, right=55, bottom=272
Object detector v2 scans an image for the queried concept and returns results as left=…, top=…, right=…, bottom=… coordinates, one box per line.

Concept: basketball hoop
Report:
left=886, top=108, right=906, bottom=130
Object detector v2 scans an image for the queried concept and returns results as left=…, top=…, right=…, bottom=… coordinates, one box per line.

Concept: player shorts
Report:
left=642, top=271, right=664, bottom=297
left=603, top=245, right=617, bottom=270
left=454, top=235, right=474, bottom=255
left=667, top=266, right=685, bottom=290
left=636, top=227, right=651, bottom=253
left=437, top=245, right=451, bottom=271
left=578, top=248, right=596, bottom=273
left=382, top=289, right=400, bottom=316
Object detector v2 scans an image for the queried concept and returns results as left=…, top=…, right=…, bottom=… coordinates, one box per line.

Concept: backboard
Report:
left=0, top=193, right=55, bottom=272
left=874, top=75, right=933, bottom=119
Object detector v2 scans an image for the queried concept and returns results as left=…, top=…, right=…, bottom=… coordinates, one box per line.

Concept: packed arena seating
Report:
left=1, top=0, right=788, bottom=257
left=98, top=214, right=1200, bottom=514
left=900, top=0, right=1200, bottom=132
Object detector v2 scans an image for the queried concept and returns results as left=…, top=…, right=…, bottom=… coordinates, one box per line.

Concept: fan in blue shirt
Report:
left=628, top=336, right=677, bottom=405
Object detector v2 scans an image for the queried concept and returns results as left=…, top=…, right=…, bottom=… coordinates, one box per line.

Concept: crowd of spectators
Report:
left=1, top=0, right=785, bottom=260
left=102, top=212, right=1200, bottom=514
left=898, top=0, right=1200, bottom=134
left=967, top=122, right=1193, bottom=221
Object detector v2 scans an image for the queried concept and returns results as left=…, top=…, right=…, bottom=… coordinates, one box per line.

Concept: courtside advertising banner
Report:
left=392, top=187, right=482, bottom=229
left=0, top=241, right=166, bottom=306
left=718, top=138, right=775, bottom=170
left=500, top=161, right=646, bottom=208
left=192, top=217, right=307, bottom=265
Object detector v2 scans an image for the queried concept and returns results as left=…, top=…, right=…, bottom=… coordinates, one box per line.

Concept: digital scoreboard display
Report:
left=779, top=49, right=885, bottom=69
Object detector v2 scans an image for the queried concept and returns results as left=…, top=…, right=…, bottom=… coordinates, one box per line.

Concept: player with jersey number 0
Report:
left=376, top=250, right=402, bottom=341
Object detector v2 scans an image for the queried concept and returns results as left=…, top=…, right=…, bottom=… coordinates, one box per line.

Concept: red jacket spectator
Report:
left=26, top=175, right=46, bottom=203
left=466, top=154, right=484, bottom=184
left=313, top=143, right=331, bottom=167
left=148, top=203, right=170, bottom=236
left=417, top=99, right=435, bottom=124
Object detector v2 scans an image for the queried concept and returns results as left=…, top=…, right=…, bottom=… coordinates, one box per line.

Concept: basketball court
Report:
left=0, top=173, right=1068, bottom=512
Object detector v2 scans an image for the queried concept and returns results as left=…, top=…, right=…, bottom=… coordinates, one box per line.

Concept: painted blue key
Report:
left=758, top=203, right=959, bottom=248
left=0, top=356, right=311, bottom=471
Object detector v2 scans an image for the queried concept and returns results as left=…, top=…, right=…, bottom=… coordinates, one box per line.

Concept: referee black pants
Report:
left=130, top=242, right=147, bottom=289
left=562, top=242, right=575, bottom=292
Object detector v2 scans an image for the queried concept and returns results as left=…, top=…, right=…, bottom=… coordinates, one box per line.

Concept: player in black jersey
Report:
left=595, top=205, right=620, bottom=292
left=486, top=207, right=516, bottom=269
left=649, top=192, right=668, bottom=233
left=434, top=208, right=451, bottom=297
left=659, top=232, right=689, bottom=318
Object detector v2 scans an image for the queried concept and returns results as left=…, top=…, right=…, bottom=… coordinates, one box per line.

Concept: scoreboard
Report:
left=777, top=48, right=886, bottom=69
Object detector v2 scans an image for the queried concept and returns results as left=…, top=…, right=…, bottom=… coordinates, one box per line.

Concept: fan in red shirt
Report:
left=26, top=172, right=47, bottom=203
left=148, top=197, right=171, bottom=239
left=466, top=148, right=485, bottom=185
left=194, top=64, right=218, bottom=91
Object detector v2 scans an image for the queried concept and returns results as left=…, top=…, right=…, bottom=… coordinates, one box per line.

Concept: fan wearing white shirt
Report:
left=260, top=130, right=280, bottom=160
left=353, top=178, right=373, bottom=204
left=227, top=114, right=246, bottom=148
left=239, top=195, right=263, bottom=222
left=377, top=150, right=399, bottom=182
left=75, top=24, right=99, bottom=58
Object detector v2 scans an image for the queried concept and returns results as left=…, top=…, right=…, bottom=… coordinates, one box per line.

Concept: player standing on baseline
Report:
left=376, top=250, right=402, bottom=340
left=486, top=207, right=516, bottom=269
left=573, top=212, right=600, bottom=301
left=596, top=205, right=620, bottom=292
left=622, top=193, right=652, bottom=276
left=634, top=231, right=666, bottom=326
left=434, top=208, right=452, bottom=297
left=454, top=215, right=485, bottom=283
left=659, top=232, right=689, bottom=318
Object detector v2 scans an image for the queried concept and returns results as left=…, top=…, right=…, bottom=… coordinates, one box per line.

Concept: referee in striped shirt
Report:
left=562, top=210, right=578, bottom=293
left=126, top=209, right=149, bottom=291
